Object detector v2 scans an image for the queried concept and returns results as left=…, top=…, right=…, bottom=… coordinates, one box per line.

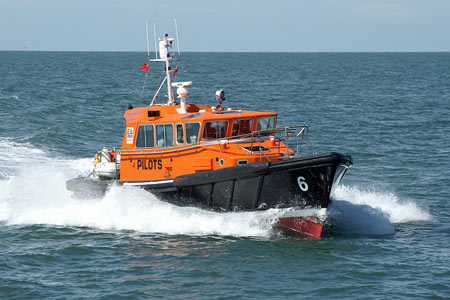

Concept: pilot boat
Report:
left=66, top=32, right=352, bottom=238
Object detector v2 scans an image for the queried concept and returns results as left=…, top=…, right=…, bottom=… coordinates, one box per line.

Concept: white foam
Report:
left=0, top=95, right=19, bottom=100
left=327, top=199, right=395, bottom=235
left=327, top=185, right=430, bottom=235
left=333, top=185, right=430, bottom=223
left=0, top=140, right=277, bottom=237
left=0, top=139, right=431, bottom=238
left=0, top=177, right=278, bottom=237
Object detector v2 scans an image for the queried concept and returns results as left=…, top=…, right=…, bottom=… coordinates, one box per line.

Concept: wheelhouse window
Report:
left=156, top=124, right=174, bottom=148
left=257, top=117, right=276, bottom=130
left=231, top=119, right=253, bottom=136
left=176, top=124, right=184, bottom=145
left=202, top=121, right=228, bottom=140
left=186, top=122, right=200, bottom=144
left=135, top=124, right=155, bottom=148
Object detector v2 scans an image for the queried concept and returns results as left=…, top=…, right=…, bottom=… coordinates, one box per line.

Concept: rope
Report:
left=138, top=71, right=149, bottom=107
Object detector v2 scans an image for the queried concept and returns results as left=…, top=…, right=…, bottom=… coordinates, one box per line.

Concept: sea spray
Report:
left=0, top=140, right=430, bottom=238
left=0, top=141, right=276, bottom=236
left=326, top=185, right=431, bottom=236
left=327, top=199, right=395, bottom=235
left=1, top=180, right=277, bottom=237
left=333, top=185, right=430, bottom=223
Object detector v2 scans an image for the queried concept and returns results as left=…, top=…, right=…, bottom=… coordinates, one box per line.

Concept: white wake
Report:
left=327, top=185, right=430, bottom=235
left=0, top=139, right=430, bottom=237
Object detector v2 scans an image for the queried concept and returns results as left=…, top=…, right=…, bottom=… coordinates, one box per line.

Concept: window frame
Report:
left=135, top=124, right=155, bottom=149
left=256, top=116, right=277, bottom=131
left=202, top=120, right=229, bottom=140
left=156, top=123, right=175, bottom=148
left=176, top=123, right=185, bottom=145
left=185, top=121, right=201, bottom=144
left=231, top=118, right=254, bottom=136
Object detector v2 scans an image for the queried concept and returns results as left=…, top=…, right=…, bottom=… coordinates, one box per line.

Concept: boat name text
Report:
left=137, top=159, right=163, bottom=170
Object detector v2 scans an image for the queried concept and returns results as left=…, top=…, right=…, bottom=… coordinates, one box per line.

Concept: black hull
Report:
left=67, top=152, right=352, bottom=212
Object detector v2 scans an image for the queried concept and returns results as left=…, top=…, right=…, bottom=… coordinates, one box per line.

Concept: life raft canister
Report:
left=93, top=148, right=120, bottom=179
left=94, top=148, right=114, bottom=166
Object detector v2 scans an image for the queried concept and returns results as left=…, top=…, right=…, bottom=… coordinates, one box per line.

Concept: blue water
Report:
left=1, top=51, right=449, bottom=299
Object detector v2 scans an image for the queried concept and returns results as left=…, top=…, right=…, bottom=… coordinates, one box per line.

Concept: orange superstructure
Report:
left=119, top=103, right=293, bottom=182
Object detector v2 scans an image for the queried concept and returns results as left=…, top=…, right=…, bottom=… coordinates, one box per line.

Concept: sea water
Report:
left=0, top=52, right=448, bottom=299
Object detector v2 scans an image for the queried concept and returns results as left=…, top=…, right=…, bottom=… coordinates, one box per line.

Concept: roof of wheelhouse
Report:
left=124, top=104, right=277, bottom=123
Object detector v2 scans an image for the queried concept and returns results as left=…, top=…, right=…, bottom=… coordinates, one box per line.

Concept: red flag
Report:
left=140, top=63, right=149, bottom=73
left=173, top=65, right=179, bottom=76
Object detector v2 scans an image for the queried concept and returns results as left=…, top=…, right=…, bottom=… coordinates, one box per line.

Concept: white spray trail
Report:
left=327, top=185, right=430, bottom=235
left=0, top=140, right=278, bottom=236
left=0, top=139, right=430, bottom=237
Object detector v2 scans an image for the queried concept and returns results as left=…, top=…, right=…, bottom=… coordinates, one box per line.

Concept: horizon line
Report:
left=1, top=49, right=449, bottom=54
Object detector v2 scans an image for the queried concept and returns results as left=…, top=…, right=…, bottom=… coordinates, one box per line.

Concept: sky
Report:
left=1, top=0, right=449, bottom=52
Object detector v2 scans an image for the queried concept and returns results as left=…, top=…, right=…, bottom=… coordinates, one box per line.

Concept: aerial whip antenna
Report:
left=145, top=18, right=150, bottom=59
left=139, top=19, right=151, bottom=106
left=174, top=18, right=181, bottom=59
left=153, top=22, right=158, bottom=59
left=173, top=17, right=181, bottom=76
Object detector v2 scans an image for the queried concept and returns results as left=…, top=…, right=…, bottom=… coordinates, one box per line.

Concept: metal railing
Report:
left=116, top=125, right=309, bottom=161
left=245, top=125, right=309, bottom=160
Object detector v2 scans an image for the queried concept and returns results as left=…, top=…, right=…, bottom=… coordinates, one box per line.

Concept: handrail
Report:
left=117, top=125, right=309, bottom=158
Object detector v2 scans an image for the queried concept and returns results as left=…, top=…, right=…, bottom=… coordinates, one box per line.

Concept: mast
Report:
left=148, top=33, right=175, bottom=105
left=147, top=20, right=186, bottom=107
left=164, top=43, right=174, bottom=105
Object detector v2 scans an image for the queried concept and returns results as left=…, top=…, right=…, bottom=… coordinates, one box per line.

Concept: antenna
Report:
left=174, top=18, right=181, bottom=58
left=140, top=19, right=150, bottom=107
left=145, top=19, right=150, bottom=58
left=153, top=22, right=158, bottom=59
